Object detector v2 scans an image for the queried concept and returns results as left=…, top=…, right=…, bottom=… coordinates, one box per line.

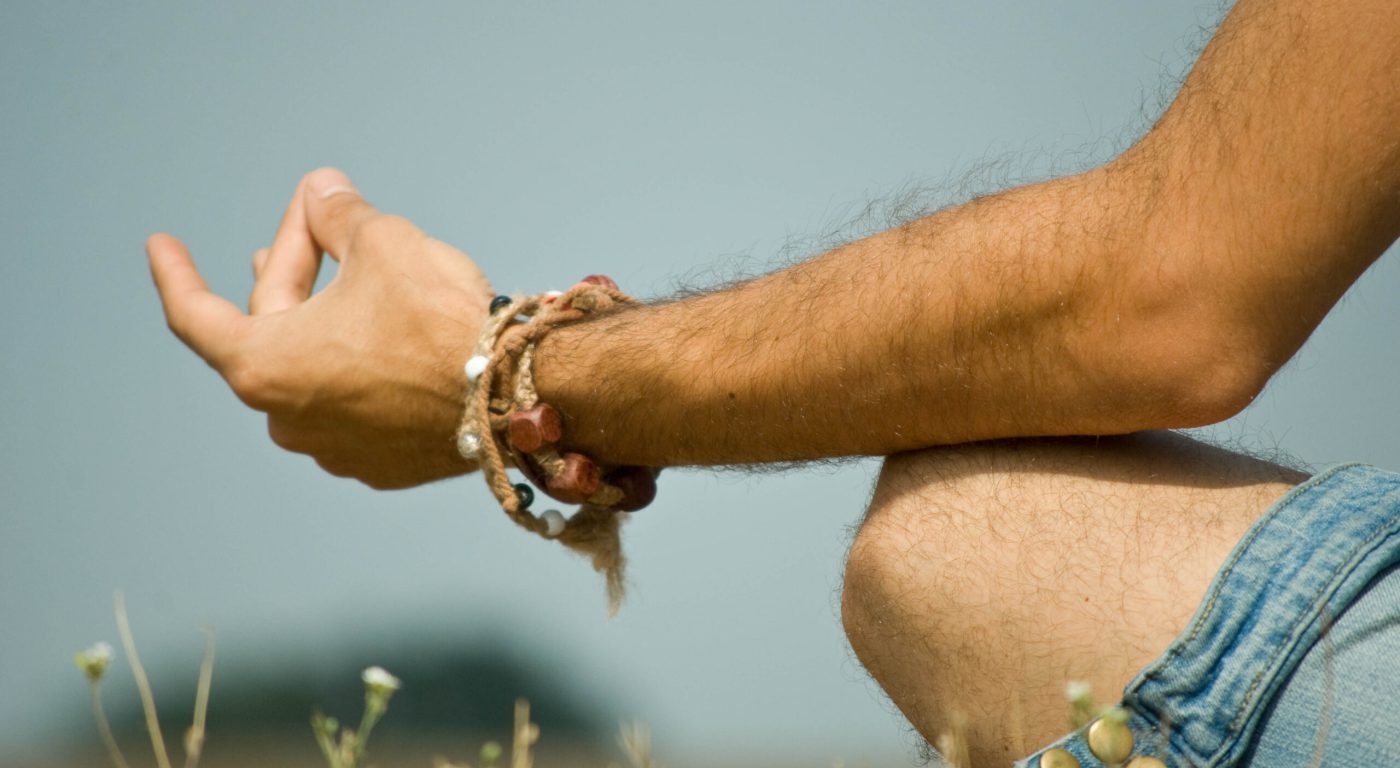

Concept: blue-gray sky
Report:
left=4, top=2, right=1399, bottom=765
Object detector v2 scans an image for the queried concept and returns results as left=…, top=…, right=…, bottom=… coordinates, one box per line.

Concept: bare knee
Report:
left=842, top=434, right=1306, bottom=764
left=843, top=445, right=1040, bottom=763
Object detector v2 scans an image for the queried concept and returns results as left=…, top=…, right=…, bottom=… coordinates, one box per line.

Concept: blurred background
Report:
left=4, top=2, right=1399, bottom=766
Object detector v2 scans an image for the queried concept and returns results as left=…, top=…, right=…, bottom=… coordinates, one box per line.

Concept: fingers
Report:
left=147, top=233, right=247, bottom=370
left=252, top=247, right=269, bottom=278
left=302, top=167, right=380, bottom=265
left=249, top=175, right=323, bottom=315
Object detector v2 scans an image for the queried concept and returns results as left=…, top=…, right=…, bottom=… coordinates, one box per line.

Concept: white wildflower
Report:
left=75, top=641, right=115, bottom=681
left=362, top=666, right=401, bottom=696
left=1065, top=680, right=1093, bottom=703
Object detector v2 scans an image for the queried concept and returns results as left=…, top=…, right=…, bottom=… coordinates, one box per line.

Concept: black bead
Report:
left=489, top=295, right=512, bottom=314
left=513, top=483, right=535, bottom=509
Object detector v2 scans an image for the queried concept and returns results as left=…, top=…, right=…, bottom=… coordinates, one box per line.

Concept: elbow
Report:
left=1075, top=158, right=1288, bottom=431
left=1090, top=231, right=1278, bottom=429
left=1124, top=316, right=1277, bottom=430
left=1164, top=345, right=1271, bottom=428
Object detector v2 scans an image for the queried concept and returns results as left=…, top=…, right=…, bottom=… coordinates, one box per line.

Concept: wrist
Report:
left=532, top=308, right=654, bottom=465
left=454, top=280, right=660, bottom=612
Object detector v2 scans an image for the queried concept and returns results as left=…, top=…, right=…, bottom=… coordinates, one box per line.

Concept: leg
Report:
left=842, top=431, right=1307, bottom=766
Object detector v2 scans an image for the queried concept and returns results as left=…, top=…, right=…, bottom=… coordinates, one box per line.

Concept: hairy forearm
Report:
left=537, top=168, right=1160, bottom=466
left=536, top=0, right=1400, bottom=469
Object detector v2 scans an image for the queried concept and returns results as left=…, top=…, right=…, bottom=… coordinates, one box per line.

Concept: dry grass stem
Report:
left=115, top=591, right=174, bottom=768
left=617, top=721, right=654, bottom=768
left=511, top=699, right=538, bottom=768
left=935, top=711, right=970, bottom=768
left=183, top=627, right=216, bottom=768
left=88, top=680, right=133, bottom=768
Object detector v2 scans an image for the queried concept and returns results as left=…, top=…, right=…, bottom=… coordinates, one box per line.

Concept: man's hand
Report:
left=148, top=168, right=493, bottom=489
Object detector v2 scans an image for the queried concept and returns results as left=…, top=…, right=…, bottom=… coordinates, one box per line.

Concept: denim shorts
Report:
left=1017, top=463, right=1400, bottom=767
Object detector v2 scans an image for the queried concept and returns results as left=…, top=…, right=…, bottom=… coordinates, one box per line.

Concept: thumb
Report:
left=147, top=233, right=247, bottom=370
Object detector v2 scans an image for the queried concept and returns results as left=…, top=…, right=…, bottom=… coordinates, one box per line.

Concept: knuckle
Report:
left=360, top=476, right=396, bottom=491
left=266, top=419, right=302, bottom=451
left=164, top=311, right=186, bottom=341
left=225, top=360, right=277, bottom=409
left=315, top=457, right=355, bottom=479
left=162, top=306, right=196, bottom=344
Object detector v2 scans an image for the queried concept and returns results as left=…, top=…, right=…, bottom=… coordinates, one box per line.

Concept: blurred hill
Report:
left=33, top=636, right=620, bottom=768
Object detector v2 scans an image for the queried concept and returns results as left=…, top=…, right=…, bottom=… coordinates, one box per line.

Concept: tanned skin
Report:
left=845, top=432, right=1308, bottom=765
left=146, top=0, right=1400, bottom=760
left=149, top=0, right=1398, bottom=486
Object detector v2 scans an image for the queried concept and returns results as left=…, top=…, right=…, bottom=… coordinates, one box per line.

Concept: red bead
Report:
left=581, top=274, right=619, bottom=291
left=508, top=403, right=563, bottom=453
left=546, top=452, right=601, bottom=504
left=608, top=466, right=657, bottom=512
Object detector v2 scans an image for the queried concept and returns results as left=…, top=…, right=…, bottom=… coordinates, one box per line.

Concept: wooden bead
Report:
left=508, top=403, right=563, bottom=453
left=1125, top=757, right=1166, bottom=768
left=608, top=466, right=657, bottom=512
left=581, top=274, right=618, bottom=291
left=546, top=452, right=601, bottom=504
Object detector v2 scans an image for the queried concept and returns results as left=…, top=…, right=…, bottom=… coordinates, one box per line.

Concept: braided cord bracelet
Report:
left=456, top=275, right=659, bottom=614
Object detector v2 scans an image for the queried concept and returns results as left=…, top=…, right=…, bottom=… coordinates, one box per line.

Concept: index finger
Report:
left=250, top=175, right=321, bottom=315
left=147, top=233, right=248, bottom=370
left=302, top=167, right=381, bottom=263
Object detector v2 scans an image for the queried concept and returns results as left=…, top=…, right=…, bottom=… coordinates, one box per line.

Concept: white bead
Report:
left=464, top=355, right=489, bottom=381
left=456, top=432, right=482, bottom=459
left=545, top=290, right=564, bottom=298
left=541, top=509, right=566, bottom=538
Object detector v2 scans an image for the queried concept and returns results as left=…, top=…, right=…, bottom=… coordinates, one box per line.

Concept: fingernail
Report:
left=307, top=167, right=357, bottom=199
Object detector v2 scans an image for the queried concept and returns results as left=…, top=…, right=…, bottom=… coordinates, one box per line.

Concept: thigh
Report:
left=842, top=431, right=1306, bottom=766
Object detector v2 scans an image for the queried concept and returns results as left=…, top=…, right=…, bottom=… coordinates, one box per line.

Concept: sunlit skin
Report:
left=845, top=432, right=1309, bottom=764
left=148, top=0, right=1399, bottom=760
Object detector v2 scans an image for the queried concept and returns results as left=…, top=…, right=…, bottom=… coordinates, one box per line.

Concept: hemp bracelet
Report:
left=455, top=275, right=659, bottom=614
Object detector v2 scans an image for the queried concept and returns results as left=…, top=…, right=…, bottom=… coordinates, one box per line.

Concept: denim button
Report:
left=1038, top=748, right=1079, bottom=768
left=1087, top=717, right=1134, bottom=763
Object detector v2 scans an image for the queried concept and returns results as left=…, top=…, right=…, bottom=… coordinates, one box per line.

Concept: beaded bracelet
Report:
left=455, top=275, right=659, bottom=614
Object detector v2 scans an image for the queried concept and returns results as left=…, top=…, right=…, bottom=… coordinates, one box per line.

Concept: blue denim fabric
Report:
left=1017, top=463, right=1400, bottom=767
